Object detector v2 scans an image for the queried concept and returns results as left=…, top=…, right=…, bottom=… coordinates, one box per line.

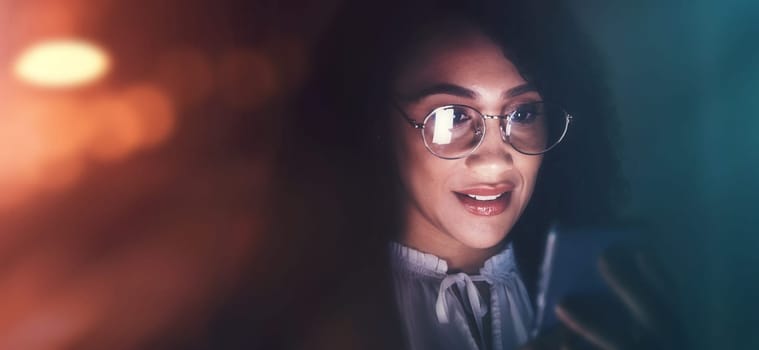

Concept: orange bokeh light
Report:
left=86, top=84, right=176, bottom=161
left=13, top=39, right=110, bottom=88
left=120, top=84, right=176, bottom=147
left=0, top=83, right=176, bottom=209
left=85, top=96, right=144, bottom=161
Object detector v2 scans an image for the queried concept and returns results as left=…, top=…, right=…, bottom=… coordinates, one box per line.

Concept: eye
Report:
left=510, top=103, right=543, bottom=124
left=451, top=109, right=472, bottom=124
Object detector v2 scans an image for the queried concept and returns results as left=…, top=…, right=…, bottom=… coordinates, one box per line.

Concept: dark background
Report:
left=569, top=1, right=759, bottom=348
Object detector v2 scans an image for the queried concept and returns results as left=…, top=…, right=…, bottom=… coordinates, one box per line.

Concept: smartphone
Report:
left=531, top=225, right=633, bottom=336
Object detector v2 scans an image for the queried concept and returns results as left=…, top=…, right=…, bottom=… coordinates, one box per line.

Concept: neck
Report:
left=401, top=218, right=502, bottom=274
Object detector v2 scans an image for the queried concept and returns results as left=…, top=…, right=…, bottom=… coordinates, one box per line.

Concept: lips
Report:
left=454, top=187, right=513, bottom=216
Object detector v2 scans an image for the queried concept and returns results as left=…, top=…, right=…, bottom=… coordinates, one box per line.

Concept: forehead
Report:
left=392, top=25, right=527, bottom=96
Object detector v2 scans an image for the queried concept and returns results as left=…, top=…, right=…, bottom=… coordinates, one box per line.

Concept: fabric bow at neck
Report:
left=435, top=272, right=488, bottom=324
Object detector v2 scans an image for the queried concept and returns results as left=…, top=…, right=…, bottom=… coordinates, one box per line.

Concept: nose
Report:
left=464, top=118, right=514, bottom=176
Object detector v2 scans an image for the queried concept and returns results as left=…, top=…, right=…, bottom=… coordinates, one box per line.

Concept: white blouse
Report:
left=390, top=243, right=534, bottom=350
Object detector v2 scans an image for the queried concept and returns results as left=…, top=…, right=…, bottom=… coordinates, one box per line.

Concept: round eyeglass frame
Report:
left=396, top=103, right=573, bottom=159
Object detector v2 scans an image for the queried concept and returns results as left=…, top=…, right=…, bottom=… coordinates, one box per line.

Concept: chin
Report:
left=455, top=229, right=510, bottom=250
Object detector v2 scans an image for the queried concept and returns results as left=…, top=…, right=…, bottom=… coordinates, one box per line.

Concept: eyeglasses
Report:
left=396, top=102, right=572, bottom=159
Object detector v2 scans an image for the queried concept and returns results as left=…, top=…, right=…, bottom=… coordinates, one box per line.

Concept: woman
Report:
left=264, top=0, right=622, bottom=349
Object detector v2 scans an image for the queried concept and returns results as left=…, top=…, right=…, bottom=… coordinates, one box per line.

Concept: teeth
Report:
left=466, top=193, right=503, bottom=201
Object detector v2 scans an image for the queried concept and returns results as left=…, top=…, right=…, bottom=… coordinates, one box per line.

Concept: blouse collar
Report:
left=390, top=242, right=519, bottom=282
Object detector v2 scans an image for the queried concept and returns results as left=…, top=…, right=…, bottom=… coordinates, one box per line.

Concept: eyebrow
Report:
left=400, top=82, right=538, bottom=102
left=502, top=83, right=538, bottom=99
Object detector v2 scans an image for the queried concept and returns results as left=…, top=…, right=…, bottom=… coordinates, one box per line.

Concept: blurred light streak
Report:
left=85, top=96, right=146, bottom=161
left=0, top=83, right=175, bottom=210
left=87, top=85, right=176, bottom=161
left=13, top=39, right=110, bottom=88
left=120, top=84, right=176, bottom=147
left=28, top=97, right=92, bottom=160
left=0, top=96, right=89, bottom=202
left=155, top=49, right=215, bottom=106
left=0, top=247, right=106, bottom=349
left=0, top=1, right=274, bottom=348
left=41, top=159, right=85, bottom=191
left=217, top=49, right=279, bottom=110
left=9, top=0, right=83, bottom=41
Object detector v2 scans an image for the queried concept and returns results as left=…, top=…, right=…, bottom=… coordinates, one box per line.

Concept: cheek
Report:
left=517, top=155, right=543, bottom=197
left=395, top=127, right=452, bottom=196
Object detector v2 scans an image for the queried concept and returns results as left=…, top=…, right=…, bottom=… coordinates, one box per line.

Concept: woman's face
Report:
left=393, top=26, right=542, bottom=253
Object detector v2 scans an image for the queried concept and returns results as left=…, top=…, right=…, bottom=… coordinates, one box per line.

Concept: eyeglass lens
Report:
left=421, top=103, right=568, bottom=158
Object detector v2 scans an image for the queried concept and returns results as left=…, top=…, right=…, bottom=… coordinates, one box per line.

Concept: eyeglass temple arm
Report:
left=392, top=102, right=425, bottom=129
